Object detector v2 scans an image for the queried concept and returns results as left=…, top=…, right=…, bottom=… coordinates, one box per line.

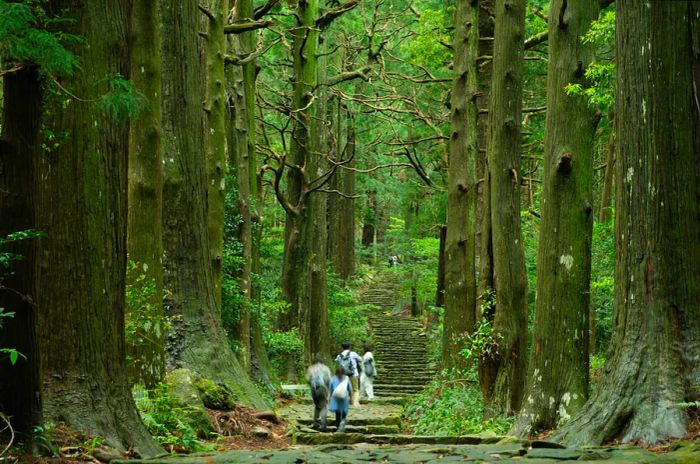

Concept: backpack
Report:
left=364, top=357, right=375, bottom=377
left=339, top=352, right=355, bottom=376
left=332, top=376, right=350, bottom=400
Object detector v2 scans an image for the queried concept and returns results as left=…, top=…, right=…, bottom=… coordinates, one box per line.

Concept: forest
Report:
left=0, top=0, right=699, bottom=463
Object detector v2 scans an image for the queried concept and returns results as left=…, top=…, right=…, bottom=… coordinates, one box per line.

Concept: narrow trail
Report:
left=118, top=270, right=698, bottom=462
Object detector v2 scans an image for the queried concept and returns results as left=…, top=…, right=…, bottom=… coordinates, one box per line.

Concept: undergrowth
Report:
left=133, top=385, right=212, bottom=453
left=403, top=369, right=513, bottom=436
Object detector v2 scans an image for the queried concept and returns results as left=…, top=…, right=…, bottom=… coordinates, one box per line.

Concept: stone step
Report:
left=296, top=416, right=400, bottom=426
left=299, top=424, right=400, bottom=435
left=293, top=433, right=504, bottom=446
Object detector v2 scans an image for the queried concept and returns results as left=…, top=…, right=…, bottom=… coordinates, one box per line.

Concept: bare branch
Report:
left=254, top=0, right=281, bottom=19
left=224, top=19, right=273, bottom=34
left=316, top=0, right=361, bottom=30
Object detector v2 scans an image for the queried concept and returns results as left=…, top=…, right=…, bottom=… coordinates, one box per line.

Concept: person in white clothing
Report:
left=360, top=342, right=376, bottom=401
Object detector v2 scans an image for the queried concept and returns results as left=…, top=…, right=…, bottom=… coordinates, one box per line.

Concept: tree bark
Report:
left=127, top=0, right=165, bottom=388
left=279, top=0, right=330, bottom=367
left=442, top=0, right=479, bottom=370
left=227, top=0, right=253, bottom=369
left=555, top=0, right=700, bottom=446
left=435, top=225, right=446, bottom=308
left=203, top=0, right=229, bottom=313
left=481, top=0, right=528, bottom=418
left=512, top=0, right=599, bottom=436
left=25, top=1, right=160, bottom=454
left=161, top=0, right=266, bottom=409
left=337, top=109, right=356, bottom=279
left=475, top=0, right=495, bottom=290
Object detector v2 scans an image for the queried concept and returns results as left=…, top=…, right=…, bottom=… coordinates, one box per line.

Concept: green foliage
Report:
left=565, top=10, right=616, bottom=110
left=125, top=260, right=166, bottom=380
left=328, top=272, right=370, bottom=350
left=0, top=0, right=79, bottom=77
left=401, top=7, right=453, bottom=68
left=33, top=422, right=59, bottom=457
left=97, top=75, right=146, bottom=125
left=459, top=305, right=502, bottom=364
left=133, top=384, right=210, bottom=452
left=591, top=217, right=615, bottom=352
left=404, top=369, right=513, bottom=436
left=0, top=230, right=42, bottom=365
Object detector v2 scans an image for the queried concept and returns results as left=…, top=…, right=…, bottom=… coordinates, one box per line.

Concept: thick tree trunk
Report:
left=337, top=110, right=356, bottom=280
left=279, top=0, right=332, bottom=370
left=203, top=0, right=229, bottom=313
left=26, top=1, right=160, bottom=455
left=555, top=0, right=700, bottom=446
left=127, top=0, right=165, bottom=387
left=227, top=0, right=254, bottom=369
left=0, top=70, right=42, bottom=438
left=435, top=225, right=446, bottom=308
left=512, top=0, right=599, bottom=436
left=475, top=0, right=495, bottom=286
left=481, top=0, right=528, bottom=418
left=476, top=0, right=496, bottom=390
left=161, top=0, right=266, bottom=409
left=442, top=0, right=479, bottom=370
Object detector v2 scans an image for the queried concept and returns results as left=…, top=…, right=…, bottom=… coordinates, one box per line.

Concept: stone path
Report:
left=118, top=439, right=700, bottom=463
left=116, top=270, right=700, bottom=463
left=360, top=270, right=436, bottom=398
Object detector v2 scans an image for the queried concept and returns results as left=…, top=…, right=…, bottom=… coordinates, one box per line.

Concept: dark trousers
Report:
left=312, top=386, right=328, bottom=431
left=335, top=411, right=347, bottom=430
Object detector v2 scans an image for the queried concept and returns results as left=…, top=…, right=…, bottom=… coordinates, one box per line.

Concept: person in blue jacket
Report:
left=328, top=367, right=352, bottom=432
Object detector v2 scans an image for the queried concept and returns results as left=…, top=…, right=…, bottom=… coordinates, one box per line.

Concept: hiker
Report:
left=335, top=342, right=362, bottom=406
left=360, top=343, right=376, bottom=401
left=329, top=366, right=351, bottom=432
left=305, top=355, right=331, bottom=431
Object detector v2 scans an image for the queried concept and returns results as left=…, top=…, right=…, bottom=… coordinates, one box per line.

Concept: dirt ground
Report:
left=4, top=405, right=291, bottom=464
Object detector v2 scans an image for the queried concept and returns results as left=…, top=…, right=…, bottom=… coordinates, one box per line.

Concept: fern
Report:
left=0, top=0, right=79, bottom=77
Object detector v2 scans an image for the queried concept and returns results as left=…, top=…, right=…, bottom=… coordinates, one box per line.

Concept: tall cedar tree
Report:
left=480, top=0, right=528, bottom=418
left=555, top=0, right=700, bottom=445
left=512, top=0, right=600, bottom=435
left=126, top=0, right=165, bottom=387
left=442, top=0, right=479, bottom=369
left=1, top=1, right=160, bottom=454
left=160, top=0, right=266, bottom=408
left=203, top=0, right=229, bottom=313
left=279, top=0, right=331, bottom=371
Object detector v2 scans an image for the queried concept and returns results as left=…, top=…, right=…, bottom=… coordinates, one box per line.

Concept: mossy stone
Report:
left=193, top=376, right=235, bottom=410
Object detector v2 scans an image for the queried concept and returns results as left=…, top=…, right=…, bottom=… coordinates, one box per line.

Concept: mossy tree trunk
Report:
left=442, top=0, right=479, bottom=370
left=2, top=1, right=162, bottom=455
left=475, top=0, right=495, bottom=298
left=481, top=0, right=528, bottom=418
left=337, top=109, right=356, bottom=280
left=160, top=0, right=267, bottom=409
left=512, top=0, right=599, bottom=436
left=203, top=0, right=229, bottom=313
left=127, top=0, right=165, bottom=388
left=555, top=0, right=700, bottom=446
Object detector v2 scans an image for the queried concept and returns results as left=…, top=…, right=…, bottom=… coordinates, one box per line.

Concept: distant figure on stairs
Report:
left=305, top=356, right=331, bottom=431
left=360, top=342, right=376, bottom=401
left=329, top=367, right=352, bottom=432
left=335, top=342, right=362, bottom=407
left=387, top=255, right=399, bottom=267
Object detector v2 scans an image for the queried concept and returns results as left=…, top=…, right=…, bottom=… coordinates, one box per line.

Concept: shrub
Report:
left=403, top=369, right=513, bottom=436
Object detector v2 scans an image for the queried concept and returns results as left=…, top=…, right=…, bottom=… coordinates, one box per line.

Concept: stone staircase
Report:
left=280, top=272, right=436, bottom=445
left=369, top=313, right=435, bottom=398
